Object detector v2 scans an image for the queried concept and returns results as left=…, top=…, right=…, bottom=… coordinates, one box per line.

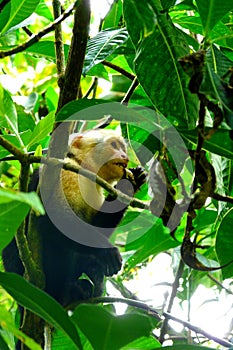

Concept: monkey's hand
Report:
left=126, top=165, right=147, bottom=191
left=95, top=247, right=122, bottom=276
left=117, top=165, right=147, bottom=197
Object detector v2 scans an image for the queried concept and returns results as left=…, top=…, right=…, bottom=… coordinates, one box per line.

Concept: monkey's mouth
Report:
left=112, top=161, right=128, bottom=169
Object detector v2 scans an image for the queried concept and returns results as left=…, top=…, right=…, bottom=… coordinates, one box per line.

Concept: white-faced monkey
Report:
left=3, top=129, right=146, bottom=307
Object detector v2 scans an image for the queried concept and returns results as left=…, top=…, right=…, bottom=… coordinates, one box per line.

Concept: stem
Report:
left=102, top=60, right=135, bottom=80
left=52, top=0, right=66, bottom=80
left=121, top=76, right=139, bottom=105
left=159, top=259, right=184, bottom=343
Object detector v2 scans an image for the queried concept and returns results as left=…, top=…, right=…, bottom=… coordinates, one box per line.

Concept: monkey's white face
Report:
left=91, top=136, right=129, bottom=183
left=69, top=130, right=129, bottom=184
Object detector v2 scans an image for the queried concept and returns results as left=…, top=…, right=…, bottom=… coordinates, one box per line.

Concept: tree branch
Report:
left=52, top=0, right=66, bottom=80
left=102, top=60, right=135, bottom=80
left=29, top=155, right=149, bottom=210
left=121, top=76, right=139, bottom=105
left=57, top=0, right=91, bottom=111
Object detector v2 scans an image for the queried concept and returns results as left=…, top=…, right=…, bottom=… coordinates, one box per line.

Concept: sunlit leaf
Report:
left=83, top=28, right=128, bottom=75
left=27, top=112, right=55, bottom=150
left=73, top=304, right=153, bottom=350
left=0, top=189, right=44, bottom=251
left=0, top=85, right=18, bottom=134
left=124, top=0, right=198, bottom=128
left=196, top=0, right=233, bottom=36
left=1, top=0, right=40, bottom=35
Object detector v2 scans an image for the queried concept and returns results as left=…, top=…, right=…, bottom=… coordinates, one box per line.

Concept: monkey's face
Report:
left=69, top=130, right=129, bottom=183
left=93, top=137, right=129, bottom=183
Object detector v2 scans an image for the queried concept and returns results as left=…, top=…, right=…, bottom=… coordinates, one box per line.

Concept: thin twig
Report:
left=0, top=3, right=75, bottom=58
left=0, top=136, right=26, bottom=162
left=208, top=274, right=233, bottom=295
left=121, top=76, right=139, bottom=105
left=102, top=60, right=135, bottom=80
left=159, top=259, right=184, bottom=343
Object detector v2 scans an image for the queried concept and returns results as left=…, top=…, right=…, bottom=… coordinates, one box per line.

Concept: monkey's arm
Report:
left=91, top=166, right=147, bottom=276
left=92, top=166, right=147, bottom=232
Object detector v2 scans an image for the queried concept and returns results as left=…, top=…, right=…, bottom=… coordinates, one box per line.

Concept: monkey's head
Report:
left=69, top=129, right=129, bottom=184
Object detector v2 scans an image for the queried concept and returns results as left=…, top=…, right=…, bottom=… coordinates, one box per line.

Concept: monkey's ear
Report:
left=69, top=134, right=84, bottom=148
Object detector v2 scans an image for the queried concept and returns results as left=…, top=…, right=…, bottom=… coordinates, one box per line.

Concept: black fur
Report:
left=2, top=166, right=146, bottom=306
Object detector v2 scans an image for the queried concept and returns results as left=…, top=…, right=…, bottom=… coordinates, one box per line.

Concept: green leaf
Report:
left=27, top=112, right=55, bottom=150
left=125, top=217, right=179, bottom=270
left=124, top=0, right=198, bottom=128
left=102, top=0, right=123, bottom=29
left=1, top=0, right=40, bottom=35
left=122, top=336, right=161, bottom=349
left=181, top=128, right=233, bottom=160
left=173, top=15, right=203, bottom=35
left=0, top=189, right=44, bottom=213
left=83, top=28, right=128, bottom=75
left=25, top=41, right=69, bottom=61
left=216, top=208, right=233, bottom=278
left=0, top=201, right=29, bottom=252
left=0, top=189, right=44, bottom=251
left=72, top=304, right=153, bottom=350
left=0, top=0, right=11, bottom=33
left=0, top=305, right=41, bottom=350
left=0, top=85, right=18, bottom=134
left=55, top=99, right=143, bottom=122
left=163, top=346, right=215, bottom=350
left=35, top=0, right=53, bottom=21
left=0, top=272, right=83, bottom=350
left=196, top=0, right=233, bottom=36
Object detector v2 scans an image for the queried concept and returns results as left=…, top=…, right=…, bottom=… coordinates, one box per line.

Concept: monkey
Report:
left=2, top=129, right=146, bottom=307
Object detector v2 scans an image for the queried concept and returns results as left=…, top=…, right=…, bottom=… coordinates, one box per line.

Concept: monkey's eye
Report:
left=111, top=141, right=118, bottom=149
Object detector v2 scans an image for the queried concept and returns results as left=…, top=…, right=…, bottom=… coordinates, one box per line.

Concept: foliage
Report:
left=0, top=0, right=233, bottom=349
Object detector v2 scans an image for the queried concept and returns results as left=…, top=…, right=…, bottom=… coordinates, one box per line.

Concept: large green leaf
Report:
left=181, top=128, right=233, bottom=160
left=25, top=41, right=69, bottom=61
left=102, top=0, right=123, bottom=29
left=124, top=0, right=198, bottom=128
left=125, top=217, right=179, bottom=270
left=196, top=0, right=233, bottom=36
left=216, top=208, right=233, bottom=279
left=200, top=47, right=233, bottom=127
left=27, top=112, right=55, bottom=150
left=0, top=85, right=18, bottom=134
left=0, top=305, right=41, bottom=350
left=72, top=304, right=153, bottom=350
left=83, top=28, right=128, bottom=75
left=0, top=0, right=40, bottom=35
left=0, top=272, right=83, bottom=350
left=0, top=0, right=11, bottom=33
left=0, top=189, right=44, bottom=251
left=163, top=346, right=216, bottom=350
